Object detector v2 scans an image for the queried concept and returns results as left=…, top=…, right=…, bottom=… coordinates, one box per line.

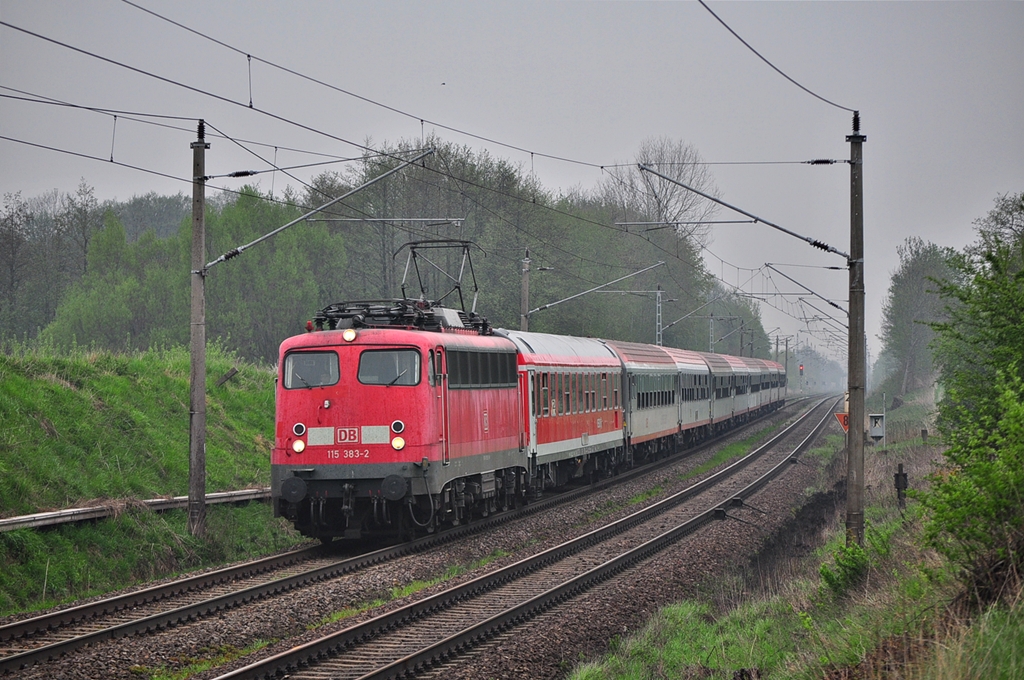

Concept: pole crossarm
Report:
left=765, top=263, right=848, bottom=315
left=528, top=262, right=665, bottom=316
left=615, top=220, right=756, bottom=232
left=662, top=293, right=732, bottom=331
left=798, top=297, right=849, bottom=331
left=201, top=148, right=434, bottom=272
left=637, top=164, right=850, bottom=260
left=307, top=217, right=464, bottom=225
left=717, top=325, right=744, bottom=342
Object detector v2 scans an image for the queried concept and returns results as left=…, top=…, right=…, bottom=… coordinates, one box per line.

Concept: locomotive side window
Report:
left=478, top=352, right=490, bottom=386
left=447, top=350, right=517, bottom=389
left=358, top=349, right=420, bottom=386
left=494, top=353, right=504, bottom=384
left=284, top=351, right=339, bottom=389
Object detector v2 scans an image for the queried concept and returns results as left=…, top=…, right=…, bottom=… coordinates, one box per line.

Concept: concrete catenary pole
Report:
left=188, top=121, right=209, bottom=538
left=846, top=112, right=867, bottom=547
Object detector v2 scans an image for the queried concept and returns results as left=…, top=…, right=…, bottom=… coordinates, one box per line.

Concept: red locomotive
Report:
left=272, top=298, right=786, bottom=541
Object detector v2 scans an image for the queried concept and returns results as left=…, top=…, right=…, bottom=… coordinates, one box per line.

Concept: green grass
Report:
left=574, top=599, right=801, bottom=679
left=627, top=486, right=664, bottom=506
left=0, top=344, right=299, bottom=616
left=585, top=426, right=783, bottom=525
left=0, top=343, right=275, bottom=516
left=130, top=639, right=274, bottom=680
left=948, top=599, right=1024, bottom=678
left=307, top=549, right=511, bottom=631
left=677, top=425, right=780, bottom=484
left=0, top=502, right=300, bottom=616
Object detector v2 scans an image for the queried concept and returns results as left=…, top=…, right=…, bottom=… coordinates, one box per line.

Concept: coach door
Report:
left=434, top=346, right=451, bottom=466
left=523, top=368, right=535, bottom=453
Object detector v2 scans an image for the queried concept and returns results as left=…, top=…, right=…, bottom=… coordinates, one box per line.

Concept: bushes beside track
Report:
left=572, top=389, right=1024, bottom=678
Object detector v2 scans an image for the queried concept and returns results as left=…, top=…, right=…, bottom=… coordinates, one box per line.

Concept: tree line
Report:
left=1, top=136, right=771, bottom=363
left=877, top=191, right=1024, bottom=597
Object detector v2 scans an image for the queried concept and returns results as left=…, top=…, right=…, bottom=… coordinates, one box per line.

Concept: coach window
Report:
left=358, top=349, right=420, bottom=386
left=581, top=373, right=588, bottom=413
left=541, top=373, right=550, bottom=416
left=283, top=351, right=339, bottom=389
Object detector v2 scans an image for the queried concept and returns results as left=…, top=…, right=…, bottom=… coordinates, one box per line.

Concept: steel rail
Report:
left=0, top=398, right=814, bottom=535
left=362, top=397, right=839, bottom=680
left=213, top=397, right=834, bottom=680
left=0, top=488, right=271, bottom=533
left=2, top=398, right=812, bottom=675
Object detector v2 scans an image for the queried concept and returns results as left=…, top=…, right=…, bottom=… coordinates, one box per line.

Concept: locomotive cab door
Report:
left=434, top=346, right=451, bottom=466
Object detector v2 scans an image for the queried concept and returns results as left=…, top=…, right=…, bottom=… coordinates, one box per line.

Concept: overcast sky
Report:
left=2, top=1, right=1022, bottom=363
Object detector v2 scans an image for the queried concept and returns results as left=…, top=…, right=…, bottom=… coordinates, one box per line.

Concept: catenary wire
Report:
left=0, top=86, right=368, bottom=161
left=697, top=0, right=857, bottom=113
left=1, top=19, right=845, bottom=349
left=1, top=18, right=841, bottom=289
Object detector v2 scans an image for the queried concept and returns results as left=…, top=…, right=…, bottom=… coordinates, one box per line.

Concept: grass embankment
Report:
left=0, top=345, right=301, bottom=616
left=572, top=390, right=1024, bottom=678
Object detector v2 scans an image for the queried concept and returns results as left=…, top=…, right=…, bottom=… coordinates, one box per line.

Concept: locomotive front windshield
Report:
left=358, top=349, right=420, bottom=386
left=283, top=351, right=339, bottom=389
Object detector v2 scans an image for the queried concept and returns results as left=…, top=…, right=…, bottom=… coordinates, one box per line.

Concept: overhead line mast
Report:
left=846, top=112, right=867, bottom=547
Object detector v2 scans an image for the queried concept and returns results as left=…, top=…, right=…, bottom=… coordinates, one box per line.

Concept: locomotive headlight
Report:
left=292, top=439, right=306, bottom=453
left=342, top=328, right=357, bottom=342
left=391, top=436, right=406, bottom=450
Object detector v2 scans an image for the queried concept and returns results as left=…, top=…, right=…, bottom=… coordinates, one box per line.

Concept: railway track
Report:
left=0, top=398, right=815, bottom=676
left=214, top=397, right=836, bottom=680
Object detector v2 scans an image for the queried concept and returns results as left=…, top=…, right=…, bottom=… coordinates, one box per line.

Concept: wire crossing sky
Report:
left=2, top=0, right=1022, bottom=359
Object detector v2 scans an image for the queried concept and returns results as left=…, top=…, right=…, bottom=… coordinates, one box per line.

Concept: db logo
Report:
left=337, top=427, right=359, bottom=443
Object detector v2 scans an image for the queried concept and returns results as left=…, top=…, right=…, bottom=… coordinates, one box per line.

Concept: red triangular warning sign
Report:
left=835, top=412, right=850, bottom=433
